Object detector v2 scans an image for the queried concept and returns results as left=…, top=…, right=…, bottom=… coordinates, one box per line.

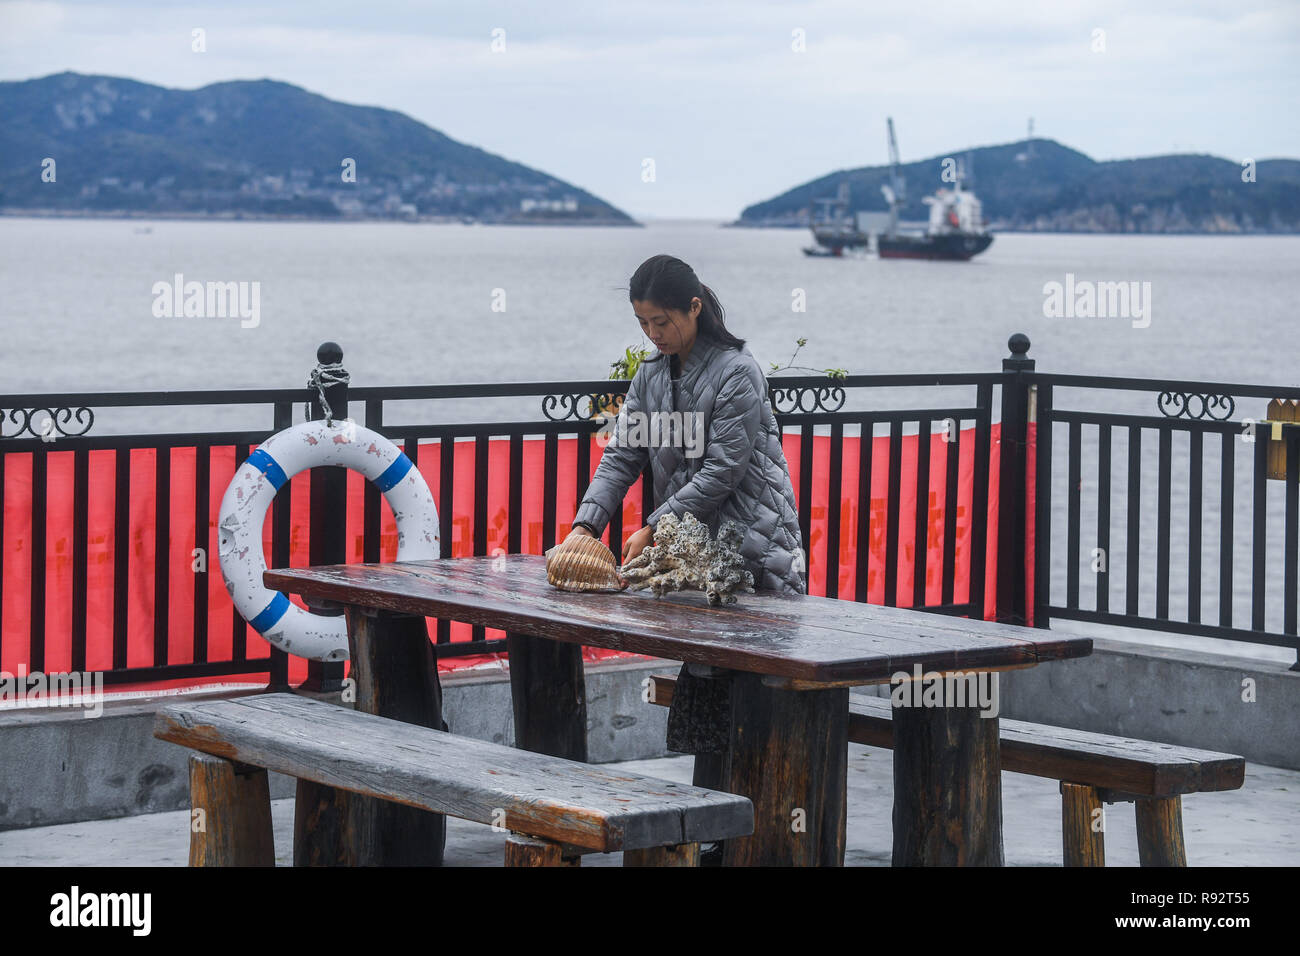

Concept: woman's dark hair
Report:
left=629, top=254, right=745, bottom=351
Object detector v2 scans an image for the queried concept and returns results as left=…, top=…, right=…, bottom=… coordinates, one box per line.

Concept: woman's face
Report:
left=633, top=297, right=701, bottom=355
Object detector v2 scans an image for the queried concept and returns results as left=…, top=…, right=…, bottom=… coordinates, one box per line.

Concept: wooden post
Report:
left=1060, top=782, right=1106, bottom=867
left=1135, top=797, right=1188, bottom=867
left=348, top=607, right=447, bottom=865
left=506, top=631, right=588, bottom=761
left=892, top=699, right=1003, bottom=866
left=292, top=342, right=350, bottom=861
left=188, top=753, right=275, bottom=867
left=720, top=674, right=848, bottom=867
left=625, top=843, right=700, bottom=867
left=691, top=751, right=726, bottom=790
left=293, top=607, right=447, bottom=866
left=504, top=832, right=565, bottom=867
left=293, top=776, right=353, bottom=866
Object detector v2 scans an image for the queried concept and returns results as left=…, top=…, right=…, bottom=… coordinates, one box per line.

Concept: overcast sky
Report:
left=3, top=0, right=1297, bottom=219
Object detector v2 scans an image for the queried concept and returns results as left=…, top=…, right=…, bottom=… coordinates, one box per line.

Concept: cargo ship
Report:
left=876, top=180, right=994, bottom=260
left=876, top=118, right=993, bottom=261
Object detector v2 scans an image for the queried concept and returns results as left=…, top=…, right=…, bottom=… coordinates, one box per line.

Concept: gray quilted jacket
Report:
left=573, top=335, right=807, bottom=594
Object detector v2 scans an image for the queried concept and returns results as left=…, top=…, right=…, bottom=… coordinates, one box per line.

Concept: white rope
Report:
left=306, top=362, right=350, bottom=423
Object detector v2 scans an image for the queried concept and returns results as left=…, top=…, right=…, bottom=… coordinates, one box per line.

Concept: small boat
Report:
left=802, top=182, right=870, bottom=257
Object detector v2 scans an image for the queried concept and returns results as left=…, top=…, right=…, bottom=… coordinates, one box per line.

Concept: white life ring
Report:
left=217, top=419, right=440, bottom=661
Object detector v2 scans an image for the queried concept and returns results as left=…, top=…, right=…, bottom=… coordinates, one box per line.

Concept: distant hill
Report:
left=739, top=138, right=1300, bottom=233
left=0, top=72, right=636, bottom=224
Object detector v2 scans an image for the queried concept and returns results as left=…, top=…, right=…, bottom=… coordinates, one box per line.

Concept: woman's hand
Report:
left=566, top=524, right=595, bottom=542
left=622, top=524, right=655, bottom=564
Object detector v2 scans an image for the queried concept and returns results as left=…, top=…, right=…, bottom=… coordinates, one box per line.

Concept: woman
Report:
left=563, top=253, right=806, bottom=789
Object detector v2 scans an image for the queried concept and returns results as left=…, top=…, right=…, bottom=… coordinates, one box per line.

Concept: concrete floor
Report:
left=2, top=742, right=1297, bottom=866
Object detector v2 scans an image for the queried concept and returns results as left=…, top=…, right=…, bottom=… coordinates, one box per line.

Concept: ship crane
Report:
left=882, top=116, right=906, bottom=236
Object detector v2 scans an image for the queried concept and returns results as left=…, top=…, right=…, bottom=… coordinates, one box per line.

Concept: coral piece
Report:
left=545, top=535, right=626, bottom=592
left=619, top=511, right=755, bottom=605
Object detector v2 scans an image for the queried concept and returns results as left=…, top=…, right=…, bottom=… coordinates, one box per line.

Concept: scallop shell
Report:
left=545, top=536, right=626, bottom=592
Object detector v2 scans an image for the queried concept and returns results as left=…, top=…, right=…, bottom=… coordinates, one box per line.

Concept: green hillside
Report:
left=0, top=72, right=636, bottom=223
left=740, top=139, right=1300, bottom=233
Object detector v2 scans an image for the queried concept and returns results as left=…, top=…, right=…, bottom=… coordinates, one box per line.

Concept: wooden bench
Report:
left=646, top=673, right=1244, bottom=867
left=154, top=692, right=753, bottom=867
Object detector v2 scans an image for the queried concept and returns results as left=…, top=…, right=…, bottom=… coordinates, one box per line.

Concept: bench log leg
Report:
left=721, top=675, right=848, bottom=867
left=188, top=753, right=274, bottom=867
left=506, top=631, right=588, bottom=761
left=892, top=702, right=1003, bottom=866
left=1135, top=797, right=1187, bottom=867
left=505, top=832, right=569, bottom=867
left=624, top=843, right=700, bottom=867
left=1060, top=782, right=1106, bottom=867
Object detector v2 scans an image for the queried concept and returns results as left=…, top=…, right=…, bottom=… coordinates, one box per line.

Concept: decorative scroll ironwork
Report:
left=1156, top=391, right=1235, bottom=421
left=545, top=382, right=852, bottom=421
left=541, top=391, right=625, bottom=422
left=768, top=384, right=847, bottom=414
left=1, top=407, right=95, bottom=439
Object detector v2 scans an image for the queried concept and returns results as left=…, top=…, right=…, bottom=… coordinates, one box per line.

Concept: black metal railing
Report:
left=2, top=333, right=1297, bottom=693
left=1030, top=370, right=1300, bottom=654
left=0, top=377, right=650, bottom=688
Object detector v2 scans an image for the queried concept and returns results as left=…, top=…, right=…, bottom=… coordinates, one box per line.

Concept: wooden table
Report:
left=265, top=555, right=1092, bottom=866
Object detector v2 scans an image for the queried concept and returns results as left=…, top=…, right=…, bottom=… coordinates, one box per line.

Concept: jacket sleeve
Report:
left=572, top=368, right=650, bottom=536
left=647, top=364, right=762, bottom=529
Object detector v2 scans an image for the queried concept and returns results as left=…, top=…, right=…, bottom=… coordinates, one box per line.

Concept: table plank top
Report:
left=264, top=556, right=1091, bottom=685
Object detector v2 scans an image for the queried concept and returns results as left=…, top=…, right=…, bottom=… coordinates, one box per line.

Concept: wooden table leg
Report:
left=293, top=776, right=351, bottom=866
left=891, top=698, right=1003, bottom=866
left=506, top=631, right=588, bottom=761
left=293, top=606, right=447, bottom=866
left=720, top=673, right=848, bottom=867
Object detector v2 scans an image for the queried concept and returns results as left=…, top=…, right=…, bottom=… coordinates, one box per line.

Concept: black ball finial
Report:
left=1008, top=333, right=1030, bottom=357
left=317, top=341, right=343, bottom=365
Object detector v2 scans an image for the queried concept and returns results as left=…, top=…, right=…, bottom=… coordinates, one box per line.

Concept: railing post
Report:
left=996, top=333, right=1034, bottom=626
left=1286, top=423, right=1300, bottom=671
left=265, top=400, right=294, bottom=690
left=301, top=341, right=349, bottom=692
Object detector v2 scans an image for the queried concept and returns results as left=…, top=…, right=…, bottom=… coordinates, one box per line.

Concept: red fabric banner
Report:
left=2, top=424, right=1025, bottom=692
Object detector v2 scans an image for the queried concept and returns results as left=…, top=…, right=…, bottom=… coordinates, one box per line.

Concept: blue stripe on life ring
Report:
left=374, top=453, right=414, bottom=493
left=246, top=448, right=289, bottom=491
left=249, top=592, right=291, bottom=633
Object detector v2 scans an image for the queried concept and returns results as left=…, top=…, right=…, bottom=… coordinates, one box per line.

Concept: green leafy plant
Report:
left=609, top=344, right=652, bottom=381
left=593, top=344, right=652, bottom=418
left=768, top=338, right=848, bottom=381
